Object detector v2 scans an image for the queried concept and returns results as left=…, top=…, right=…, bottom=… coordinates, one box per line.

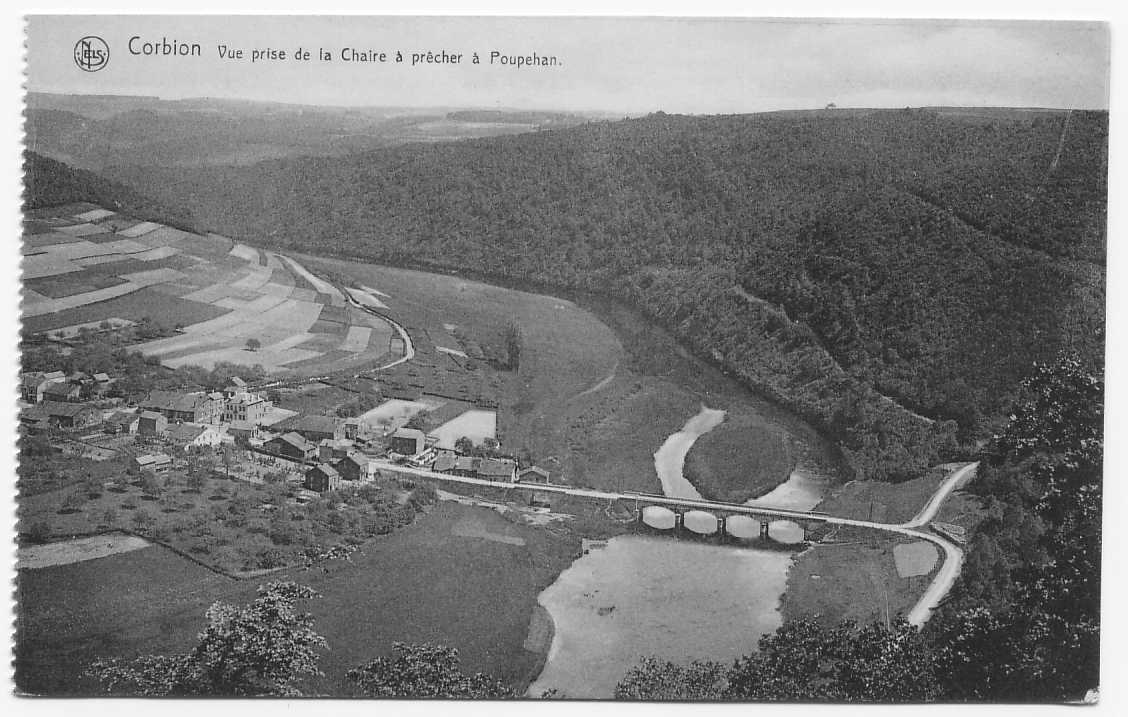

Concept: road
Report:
left=373, top=458, right=977, bottom=626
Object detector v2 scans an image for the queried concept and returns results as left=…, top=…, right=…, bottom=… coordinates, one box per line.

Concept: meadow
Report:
left=15, top=500, right=580, bottom=696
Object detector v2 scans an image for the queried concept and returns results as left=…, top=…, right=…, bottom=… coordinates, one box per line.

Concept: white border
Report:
left=4, top=3, right=1125, bottom=717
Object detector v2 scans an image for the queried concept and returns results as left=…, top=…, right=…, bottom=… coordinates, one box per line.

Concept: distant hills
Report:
left=24, top=92, right=606, bottom=170
left=25, top=105, right=1107, bottom=482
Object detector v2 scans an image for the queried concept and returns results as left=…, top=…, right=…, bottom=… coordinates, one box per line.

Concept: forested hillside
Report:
left=23, top=151, right=196, bottom=231
left=92, top=108, right=1106, bottom=481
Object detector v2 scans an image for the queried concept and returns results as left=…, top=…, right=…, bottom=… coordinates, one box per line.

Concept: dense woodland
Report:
left=82, top=107, right=1106, bottom=482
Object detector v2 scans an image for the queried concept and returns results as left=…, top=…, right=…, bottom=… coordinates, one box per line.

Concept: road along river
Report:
left=527, top=406, right=829, bottom=698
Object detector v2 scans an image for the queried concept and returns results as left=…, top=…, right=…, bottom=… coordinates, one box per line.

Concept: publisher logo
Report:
left=74, top=36, right=109, bottom=72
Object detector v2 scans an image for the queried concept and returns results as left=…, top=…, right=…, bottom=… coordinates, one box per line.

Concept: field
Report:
left=21, top=204, right=402, bottom=375
left=15, top=501, right=580, bottom=696
left=780, top=465, right=986, bottom=624
left=15, top=543, right=243, bottom=695
left=430, top=409, right=497, bottom=449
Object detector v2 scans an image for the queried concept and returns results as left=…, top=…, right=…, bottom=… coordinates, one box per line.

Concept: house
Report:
left=517, top=466, right=552, bottom=484
left=142, top=391, right=223, bottom=424
left=390, top=428, right=427, bottom=456
left=432, top=450, right=458, bottom=473
left=42, top=381, right=82, bottom=403
left=343, top=417, right=371, bottom=442
left=31, top=401, right=101, bottom=430
left=337, top=451, right=378, bottom=482
left=103, top=410, right=140, bottom=435
left=228, top=420, right=260, bottom=442
left=89, top=372, right=114, bottom=397
left=223, top=391, right=272, bottom=424
left=280, top=415, right=345, bottom=443
left=138, top=410, right=169, bottom=436
left=265, top=432, right=316, bottom=462
left=450, top=456, right=481, bottom=477
left=223, top=376, right=248, bottom=399
left=133, top=453, right=173, bottom=474
left=168, top=423, right=225, bottom=450
left=478, top=458, right=518, bottom=482
left=20, top=371, right=67, bottom=403
left=304, top=463, right=341, bottom=493
left=318, top=438, right=354, bottom=463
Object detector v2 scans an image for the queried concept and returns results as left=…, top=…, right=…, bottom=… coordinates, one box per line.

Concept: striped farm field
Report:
left=23, top=206, right=405, bottom=374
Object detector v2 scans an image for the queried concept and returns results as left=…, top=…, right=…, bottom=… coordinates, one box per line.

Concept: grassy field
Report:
left=15, top=543, right=243, bottom=695
left=779, top=537, right=934, bottom=625
left=780, top=464, right=986, bottom=625
left=15, top=500, right=580, bottom=696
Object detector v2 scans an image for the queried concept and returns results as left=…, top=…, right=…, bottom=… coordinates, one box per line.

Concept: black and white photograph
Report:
left=9, top=8, right=1114, bottom=705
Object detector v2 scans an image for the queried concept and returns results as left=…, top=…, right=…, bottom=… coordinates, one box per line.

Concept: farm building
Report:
left=450, top=456, right=480, bottom=477
left=478, top=458, right=518, bottom=482
left=20, top=371, right=67, bottom=403
left=103, top=411, right=140, bottom=435
left=228, top=420, right=261, bottom=442
left=42, top=381, right=82, bottom=403
left=390, top=428, right=427, bottom=456
left=343, top=417, right=372, bottom=442
left=133, top=453, right=173, bottom=474
left=137, top=410, right=169, bottom=436
left=168, top=423, right=225, bottom=450
left=337, top=451, right=378, bottom=482
left=142, top=391, right=223, bottom=424
left=318, top=438, right=354, bottom=463
left=266, top=432, right=316, bottom=462
left=305, top=463, right=341, bottom=493
left=26, top=401, right=101, bottom=430
left=224, top=377, right=248, bottom=398
left=432, top=450, right=458, bottom=473
left=277, top=415, right=345, bottom=443
left=517, top=466, right=552, bottom=484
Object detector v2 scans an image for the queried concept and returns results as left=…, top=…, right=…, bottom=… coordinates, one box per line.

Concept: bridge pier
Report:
left=717, top=516, right=727, bottom=543
left=674, top=510, right=684, bottom=537
left=759, top=520, right=770, bottom=540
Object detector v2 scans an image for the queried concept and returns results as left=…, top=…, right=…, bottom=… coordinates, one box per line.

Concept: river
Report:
left=528, top=406, right=828, bottom=698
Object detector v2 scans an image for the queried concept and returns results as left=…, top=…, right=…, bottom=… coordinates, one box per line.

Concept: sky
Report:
left=25, top=15, right=1110, bottom=113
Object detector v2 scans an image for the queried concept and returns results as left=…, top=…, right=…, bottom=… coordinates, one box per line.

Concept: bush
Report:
left=408, top=484, right=438, bottom=510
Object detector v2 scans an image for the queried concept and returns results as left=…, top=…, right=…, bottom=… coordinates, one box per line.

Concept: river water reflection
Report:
left=528, top=467, right=827, bottom=698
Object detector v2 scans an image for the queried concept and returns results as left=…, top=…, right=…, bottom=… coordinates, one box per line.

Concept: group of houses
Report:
left=19, top=369, right=116, bottom=430
left=18, top=370, right=274, bottom=454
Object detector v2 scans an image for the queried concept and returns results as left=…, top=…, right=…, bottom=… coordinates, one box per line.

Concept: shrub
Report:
left=408, top=484, right=438, bottom=510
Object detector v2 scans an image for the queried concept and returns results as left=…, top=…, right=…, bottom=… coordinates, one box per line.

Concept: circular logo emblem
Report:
left=73, top=36, right=110, bottom=72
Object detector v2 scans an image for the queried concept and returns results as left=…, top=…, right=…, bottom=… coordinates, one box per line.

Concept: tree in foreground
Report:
left=86, top=582, right=326, bottom=696
left=615, top=618, right=939, bottom=702
left=346, top=642, right=511, bottom=698
left=615, top=657, right=727, bottom=700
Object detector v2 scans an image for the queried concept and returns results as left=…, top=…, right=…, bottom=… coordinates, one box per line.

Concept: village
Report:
left=18, top=366, right=554, bottom=501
